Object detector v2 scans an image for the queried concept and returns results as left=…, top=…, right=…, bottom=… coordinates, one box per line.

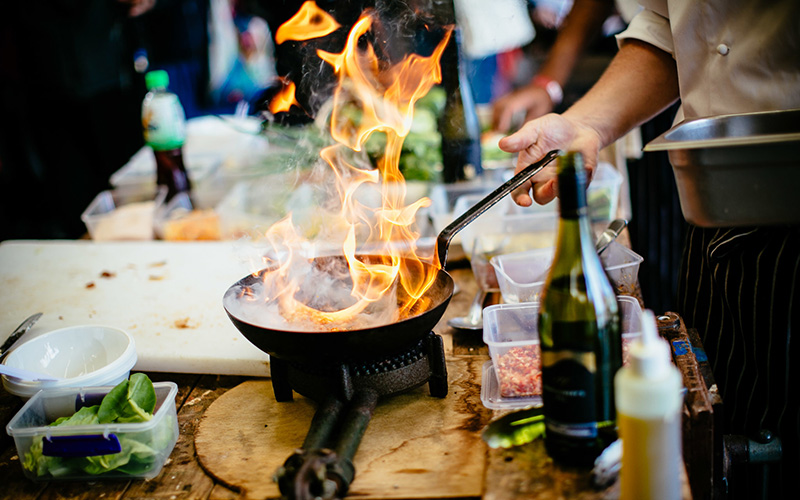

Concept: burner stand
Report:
left=270, top=331, right=448, bottom=500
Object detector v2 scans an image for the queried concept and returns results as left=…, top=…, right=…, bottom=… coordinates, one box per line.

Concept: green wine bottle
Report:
left=538, top=151, right=622, bottom=466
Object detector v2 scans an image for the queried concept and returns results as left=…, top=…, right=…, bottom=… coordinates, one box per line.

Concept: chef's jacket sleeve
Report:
left=615, top=2, right=674, bottom=58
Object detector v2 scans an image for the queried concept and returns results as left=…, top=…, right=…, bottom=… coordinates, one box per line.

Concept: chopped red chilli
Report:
left=496, top=345, right=541, bottom=398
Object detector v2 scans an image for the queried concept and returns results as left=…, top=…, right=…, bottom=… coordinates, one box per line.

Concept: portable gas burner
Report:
left=269, top=331, right=447, bottom=500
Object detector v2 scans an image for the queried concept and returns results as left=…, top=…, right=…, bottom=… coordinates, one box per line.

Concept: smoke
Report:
left=224, top=257, right=400, bottom=332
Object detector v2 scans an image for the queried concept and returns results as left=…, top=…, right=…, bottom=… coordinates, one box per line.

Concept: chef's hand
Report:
left=498, top=113, right=601, bottom=206
left=491, top=84, right=554, bottom=134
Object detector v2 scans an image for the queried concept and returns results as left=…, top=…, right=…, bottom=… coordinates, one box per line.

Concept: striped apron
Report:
left=677, top=224, right=800, bottom=497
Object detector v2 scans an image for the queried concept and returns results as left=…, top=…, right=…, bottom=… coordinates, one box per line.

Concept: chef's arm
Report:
left=498, top=38, right=679, bottom=206
left=565, top=37, right=679, bottom=149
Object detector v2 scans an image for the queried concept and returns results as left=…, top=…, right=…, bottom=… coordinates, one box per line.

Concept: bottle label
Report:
left=542, top=355, right=597, bottom=424
left=143, top=94, right=186, bottom=150
left=545, top=419, right=599, bottom=438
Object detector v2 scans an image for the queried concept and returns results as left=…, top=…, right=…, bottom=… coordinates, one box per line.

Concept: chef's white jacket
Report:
left=616, top=0, right=800, bottom=122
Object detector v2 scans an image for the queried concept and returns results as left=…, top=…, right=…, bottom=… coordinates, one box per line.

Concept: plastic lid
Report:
left=629, top=309, right=672, bottom=379
left=145, top=70, right=169, bottom=90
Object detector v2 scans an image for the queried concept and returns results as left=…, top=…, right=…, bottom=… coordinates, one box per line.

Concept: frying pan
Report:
left=224, top=150, right=560, bottom=362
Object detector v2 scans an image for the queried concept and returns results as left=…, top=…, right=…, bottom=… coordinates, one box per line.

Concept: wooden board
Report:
left=194, top=356, right=491, bottom=499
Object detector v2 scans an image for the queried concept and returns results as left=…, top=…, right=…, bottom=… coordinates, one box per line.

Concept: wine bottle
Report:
left=438, top=27, right=482, bottom=183
left=538, top=151, right=622, bottom=466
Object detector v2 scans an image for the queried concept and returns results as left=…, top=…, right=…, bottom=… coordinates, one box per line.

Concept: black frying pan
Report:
left=223, top=150, right=560, bottom=362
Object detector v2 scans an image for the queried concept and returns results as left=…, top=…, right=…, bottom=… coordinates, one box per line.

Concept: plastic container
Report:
left=1, top=325, right=137, bottom=399
left=81, top=186, right=167, bottom=241
left=6, top=382, right=179, bottom=481
left=482, top=302, right=543, bottom=410
left=505, top=162, right=623, bottom=221
left=619, top=295, right=643, bottom=366
left=481, top=296, right=642, bottom=410
left=215, top=177, right=316, bottom=239
left=457, top=205, right=558, bottom=259
left=490, top=240, right=643, bottom=304
left=154, top=192, right=220, bottom=241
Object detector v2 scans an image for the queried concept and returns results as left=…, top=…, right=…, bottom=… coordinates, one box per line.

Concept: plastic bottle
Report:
left=438, top=27, right=482, bottom=183
left=615, top=309, right=683, bottom=500
left=142, top=70, right=191, bottom=201
left=538, top=151, right=622, bottom=466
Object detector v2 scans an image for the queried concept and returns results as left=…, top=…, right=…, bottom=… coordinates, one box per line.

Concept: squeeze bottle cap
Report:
left=629, top=309, right=672, bottom=379
left=145, top=70, right=169, bottom=90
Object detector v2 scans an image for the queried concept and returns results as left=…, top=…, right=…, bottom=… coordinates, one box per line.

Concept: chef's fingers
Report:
left=532, top=178, right=558, bottom=205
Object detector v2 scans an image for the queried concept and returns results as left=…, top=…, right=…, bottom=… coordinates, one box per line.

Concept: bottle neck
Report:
left=556, top=161, right=595, bottom=252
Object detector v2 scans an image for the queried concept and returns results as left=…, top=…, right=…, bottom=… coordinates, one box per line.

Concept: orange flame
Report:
left=269, top=77, right=300, bottom=114
left=275, top=1, right=341, bottom=44
left=253, top=9, right=452, bottom=330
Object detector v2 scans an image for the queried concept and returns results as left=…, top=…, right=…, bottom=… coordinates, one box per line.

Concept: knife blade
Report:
left=0, top=313, right=43, bottom=360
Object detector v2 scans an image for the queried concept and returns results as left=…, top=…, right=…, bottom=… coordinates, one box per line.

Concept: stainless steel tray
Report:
left=644, top=108, right=800, bottom=227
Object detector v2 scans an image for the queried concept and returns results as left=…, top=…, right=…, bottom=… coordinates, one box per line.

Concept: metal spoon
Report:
left=0, top=313, right=42, bottom=361
left=448, top=289, right=487, bottom=330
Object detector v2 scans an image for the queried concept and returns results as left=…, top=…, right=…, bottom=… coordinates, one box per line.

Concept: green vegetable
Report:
left=98, top=373, right=156, bottom=424
left=22, top=374, right=174, bottom=478
left=481, top=407, right=546, bottom=449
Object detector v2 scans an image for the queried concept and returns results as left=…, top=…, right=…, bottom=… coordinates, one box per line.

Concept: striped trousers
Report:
left=677, top=225, right=800, bottom=498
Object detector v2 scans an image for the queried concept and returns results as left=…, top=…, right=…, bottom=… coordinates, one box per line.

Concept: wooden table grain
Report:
left=0, top=261, right=685, bottom=500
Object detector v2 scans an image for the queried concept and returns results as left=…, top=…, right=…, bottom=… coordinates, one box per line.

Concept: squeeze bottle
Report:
left=615, top=309, right=683, bottom=499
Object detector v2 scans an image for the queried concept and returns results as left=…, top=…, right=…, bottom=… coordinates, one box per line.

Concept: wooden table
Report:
left=0, top=262, right=690, bottom=500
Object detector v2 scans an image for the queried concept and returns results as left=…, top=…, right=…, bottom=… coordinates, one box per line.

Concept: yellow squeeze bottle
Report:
left=614, top=310, right=683, bottom=500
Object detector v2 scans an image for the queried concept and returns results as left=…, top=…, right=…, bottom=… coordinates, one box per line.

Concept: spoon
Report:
left=0, top=364, right=62, bottom=382
left=595, top=219, right=628, bottom=254
left=448, top=289, right=487, bottom=330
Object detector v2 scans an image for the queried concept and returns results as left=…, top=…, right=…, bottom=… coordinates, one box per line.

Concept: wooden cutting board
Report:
left=194, top=356, right=492, bottom=499
left=0, top=240, right=270, bottom=376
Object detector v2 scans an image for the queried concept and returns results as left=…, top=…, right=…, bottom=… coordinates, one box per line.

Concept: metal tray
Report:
left=644, top=108, right=800, bottom=227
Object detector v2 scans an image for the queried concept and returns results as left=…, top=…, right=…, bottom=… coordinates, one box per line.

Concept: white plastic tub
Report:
left=1, top=325, right=137, bottom=399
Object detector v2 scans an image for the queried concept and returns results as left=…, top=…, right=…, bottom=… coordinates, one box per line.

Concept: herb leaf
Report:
left=98, top=373, right=156, bottom=424
left=482, top=407, right=546, bottom=449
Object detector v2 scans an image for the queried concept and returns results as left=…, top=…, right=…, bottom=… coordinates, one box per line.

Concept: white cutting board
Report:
left=0, top=240, right=271, bottom=376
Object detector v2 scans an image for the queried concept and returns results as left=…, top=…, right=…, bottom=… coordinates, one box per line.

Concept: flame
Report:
left=253, top=9, right=452, bottom=331
left=269, top=77, right=300, bottom=114
left=275, top=1, right=341, bottom=44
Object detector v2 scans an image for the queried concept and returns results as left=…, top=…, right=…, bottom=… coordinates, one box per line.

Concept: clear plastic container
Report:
left=81, top=186, right=167, bottom=241
left=618, top=295, right=643, bottom=366
left=482, top=302, right=542, bottom=409
left=481, top=296, right=643, bottom=410
left=6, top=382, right=179, bottom=481
left=500, top=162, right=624, bottom=222
left=154, top=192, right=220, bottom=241
left=490, top=240, right=643, bottom=304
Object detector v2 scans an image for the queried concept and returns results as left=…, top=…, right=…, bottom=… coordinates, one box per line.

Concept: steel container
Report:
left=644, top=108, right=800, bottom=227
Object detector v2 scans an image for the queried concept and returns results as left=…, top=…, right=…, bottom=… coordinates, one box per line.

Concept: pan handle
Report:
left=436, top=149, right=561, bottom=267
